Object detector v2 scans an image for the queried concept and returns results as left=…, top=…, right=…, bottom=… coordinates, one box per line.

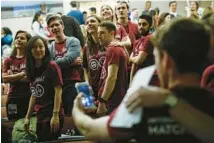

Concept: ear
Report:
left=111, top=31, right=116, bottom=37
left=162, top=51, right=175, bottom=75
left=62, top=24, right=65, bottom=30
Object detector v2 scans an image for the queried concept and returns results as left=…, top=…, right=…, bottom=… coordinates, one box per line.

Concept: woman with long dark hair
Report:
left=24, top=36, right=64, bottom=142
left=32, top=11, right=51, bottom=40
left=83, top=15, right=105, bottom=99
left=2, top=30, right=31, bottom=120
left=158, top=12, right=173, bottom=27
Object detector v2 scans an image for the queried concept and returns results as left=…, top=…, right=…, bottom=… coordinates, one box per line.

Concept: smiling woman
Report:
left=24, top=36, right=64, bottom=142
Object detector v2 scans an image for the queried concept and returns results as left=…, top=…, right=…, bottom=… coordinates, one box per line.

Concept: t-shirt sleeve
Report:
left=107, top=48, right=120, bottom=66
left=2, top=57, right=11, bottom=73
left=139, top=36, right=153, bottom=54
left=107, top=108, right=134, bottom=140
left=82, top=46, right=88, bottom=69
left=49, top=62, right=63, bottom=87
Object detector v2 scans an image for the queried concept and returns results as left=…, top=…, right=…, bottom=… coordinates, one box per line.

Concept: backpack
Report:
left=12, top=117, right=37, bottom=143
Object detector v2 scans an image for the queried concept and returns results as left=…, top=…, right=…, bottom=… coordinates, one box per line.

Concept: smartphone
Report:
left=75, top=82, right=95, bottom=108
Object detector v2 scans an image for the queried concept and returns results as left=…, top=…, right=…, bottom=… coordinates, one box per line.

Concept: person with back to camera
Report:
left=24, top=36, right=64, bottom=142
left=72, top=18, right=214, bottom=143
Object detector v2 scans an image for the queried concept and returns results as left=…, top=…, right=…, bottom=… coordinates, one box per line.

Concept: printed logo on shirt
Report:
left=89, top=56, right=105, bottom=71
left=100, top=67, right=106, bottom=79
left=89, top=59, right=100, bottom=71
left=10, top=64, right=26, bottom=73
left=147, top=117, right=187, bottom=135
left=30, top=84, right=44, bottom=97
left=99, top=57, right=105, bottom=65
left=55, top=48, right=67, bottom=58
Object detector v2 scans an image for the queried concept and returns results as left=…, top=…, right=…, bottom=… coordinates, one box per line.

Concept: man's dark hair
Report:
left=149, top=9, right=156, bottom=17
left=83, top=11, right=87, bottom=15
left=169, top=1, right=177, bottom=6
left=116, top=1, right=129, bottom=10
left=99, top=21, right=116, bottom=32
left=70, top=1, right=77, bottom=7
left=89, top=7, right=96, bottom=14
left=26, top=36, right=51, bottom=81
left=46, top=14, right=64, bottom=26
left=154, top=7, right=160, bottom=15
left=139, top=14, right=152, bottom=27
left=151, top=18, right=211, bottom=74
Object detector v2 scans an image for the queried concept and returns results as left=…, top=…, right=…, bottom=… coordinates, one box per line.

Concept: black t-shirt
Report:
left=133, top=86, right=214, bottom=143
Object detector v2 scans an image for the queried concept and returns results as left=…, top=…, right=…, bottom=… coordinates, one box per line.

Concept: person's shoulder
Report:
left=48, top=61, right=60, bottom=70
left=171, top=85, right=212, bottom=99
left=3, top=56, right=12, bottom=63
left=66, top=36, right=79, bottom=42
left=128, top=20, right=138, bottom=27
left=108, top=46, right=124, bottom=54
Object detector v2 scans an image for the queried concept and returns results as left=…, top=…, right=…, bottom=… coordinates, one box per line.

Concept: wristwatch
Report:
left=164, top=93, right=179, bottom=108
left=98, top=97, right=107, bottom=104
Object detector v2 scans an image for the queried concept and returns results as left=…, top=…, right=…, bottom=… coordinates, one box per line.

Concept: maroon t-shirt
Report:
left=132, top=35, right=159, bottom=86
left=83, top=45, right=106, bottom=94
left=55, top=39, right=81, bottom=82
left=98, top=46, right=128, bottom=107
left=107, top=86, right=214, bottom=143
left=132, top=35, right=154, bottom=69
left=117, top=21, right=139, bottom=55
left=115, top=24, right=128, bottom=42
left=30, top=61, right=63, bottom=122
left=3, top=56, right=30, bottom=98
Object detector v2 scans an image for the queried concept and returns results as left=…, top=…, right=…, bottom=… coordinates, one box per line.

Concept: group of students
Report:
left=1, top=1, right=214, bottom=143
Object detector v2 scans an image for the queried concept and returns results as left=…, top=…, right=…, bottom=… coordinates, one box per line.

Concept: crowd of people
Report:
left=1, top=0, right=214, bottom=142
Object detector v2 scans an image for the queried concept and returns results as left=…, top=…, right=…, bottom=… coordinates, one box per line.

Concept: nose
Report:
left=88, top=22, right=92, bottom=26
left=98, top=33, right=101, bottom=39
left=34, top=46, right=41, bottom=52
left=16, top=37, right=21, bottom=41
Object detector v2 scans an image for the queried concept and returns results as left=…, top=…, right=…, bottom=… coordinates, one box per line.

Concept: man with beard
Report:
left=129, top=14, right=155, bottom=83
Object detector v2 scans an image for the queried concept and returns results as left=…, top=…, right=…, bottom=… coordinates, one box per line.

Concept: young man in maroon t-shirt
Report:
left=115, top=1, right=139, bottom=55
left=115, top=1, right=140, bottom=85
left=96, top=21, right=128, bottom=116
